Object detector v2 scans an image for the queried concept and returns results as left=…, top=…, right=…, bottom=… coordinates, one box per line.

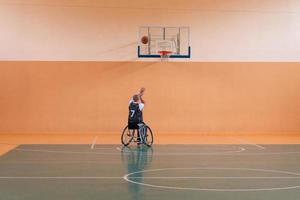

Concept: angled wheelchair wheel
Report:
left=121, top=126, right=134, bottom=146
left=144, top=126, right=153, bottom=147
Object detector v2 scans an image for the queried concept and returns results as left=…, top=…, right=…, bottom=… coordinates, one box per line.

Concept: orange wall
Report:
left=1, top=61, right=300, bottom=134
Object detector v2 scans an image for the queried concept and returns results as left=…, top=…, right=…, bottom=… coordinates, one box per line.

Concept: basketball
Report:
left=141, top=36, right=149, bottom=44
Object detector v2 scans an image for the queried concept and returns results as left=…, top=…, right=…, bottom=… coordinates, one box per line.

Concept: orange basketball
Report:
left=141, top=36, right=149, bottom=44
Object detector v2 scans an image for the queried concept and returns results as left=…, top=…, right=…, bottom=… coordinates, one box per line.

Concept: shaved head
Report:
left=132, top=94, right=139, bottom=102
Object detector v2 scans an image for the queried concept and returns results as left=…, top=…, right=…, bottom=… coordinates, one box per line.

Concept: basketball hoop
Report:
left=158, top=50, right=172, bottom=62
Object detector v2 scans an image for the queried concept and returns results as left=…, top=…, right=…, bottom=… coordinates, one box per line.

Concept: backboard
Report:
left=138, top=26, right=191, bottom=59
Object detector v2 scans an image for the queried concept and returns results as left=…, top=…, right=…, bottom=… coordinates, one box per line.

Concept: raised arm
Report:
left=140, top=96, right=146, bottom=104
left=139, top=87, right=146, bottom=104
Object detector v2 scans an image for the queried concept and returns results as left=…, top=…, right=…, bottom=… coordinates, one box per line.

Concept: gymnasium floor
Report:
left=0, top=134, right=300, bottom=200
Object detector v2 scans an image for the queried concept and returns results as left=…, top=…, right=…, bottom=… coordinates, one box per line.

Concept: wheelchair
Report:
left=121, top=123, right=153, bottom=147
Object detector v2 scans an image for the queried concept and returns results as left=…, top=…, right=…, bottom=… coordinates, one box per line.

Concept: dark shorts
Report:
left=128, top=122, right=139, bottom=130
left=128, top=122, right=144, bottom=130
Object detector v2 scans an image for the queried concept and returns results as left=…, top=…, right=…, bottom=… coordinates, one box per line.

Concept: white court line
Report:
left=90, top=136, right=98, bottom=149
left=0, top=160, right=125, bottom=164
left=230, top=137, right=265, bottom=150
left=14, top=148, right=124, bottom=155
left=124, top=167, right=300, bottom=192
left=116, top=146, right=246, bottom=155
left=12, top=147, right=300, bottom=156
left=1, top=176, right=300, bottom=180
left=116, top=147, right=122, bottom=151
left=2, top=168, right=300, bottom=191
left=0, top=176, right=122, bottom=180
left=129, top=176, right=300, bottom=179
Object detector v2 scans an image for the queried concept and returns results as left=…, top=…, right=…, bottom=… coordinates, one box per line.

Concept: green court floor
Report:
left=0, top=144, right=300, bottom=200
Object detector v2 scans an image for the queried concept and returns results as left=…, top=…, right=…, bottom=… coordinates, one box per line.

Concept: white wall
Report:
left=0, top=0, right=300, bottom=61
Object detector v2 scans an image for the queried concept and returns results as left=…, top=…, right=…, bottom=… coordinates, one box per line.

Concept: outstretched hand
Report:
left=139, top=87, right=146, bottom=96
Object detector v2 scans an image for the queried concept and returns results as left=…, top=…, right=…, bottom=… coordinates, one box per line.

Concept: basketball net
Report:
left=158, top=50, right=172, bottom=62
left=156, top=40, right=175, bottom=62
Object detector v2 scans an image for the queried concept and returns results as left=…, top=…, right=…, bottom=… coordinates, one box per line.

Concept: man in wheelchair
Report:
left=128, top=87, right=146, bottom=145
